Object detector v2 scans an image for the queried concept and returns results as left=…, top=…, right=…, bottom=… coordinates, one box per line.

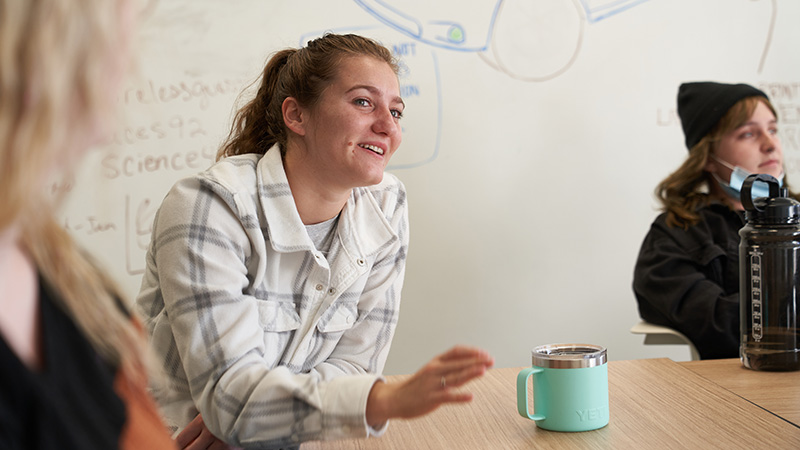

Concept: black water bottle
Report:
left=739, top=174, right=800, bottom=371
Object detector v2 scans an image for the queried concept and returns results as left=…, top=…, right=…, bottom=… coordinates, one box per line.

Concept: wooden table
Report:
left=301, top=358, right=800, bottom=449
left=681, top=358, right=800, bottom=426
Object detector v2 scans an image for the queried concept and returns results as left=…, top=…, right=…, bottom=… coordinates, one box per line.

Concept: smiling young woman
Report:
left=136, top=33, right=493, bottom=449
left=633, top=81, right=799, bottom=362
left=281, top=54, right=405, bottom=224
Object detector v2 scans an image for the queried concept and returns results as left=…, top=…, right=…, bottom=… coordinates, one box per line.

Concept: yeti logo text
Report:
left=576, top=407, right=606, bottom=422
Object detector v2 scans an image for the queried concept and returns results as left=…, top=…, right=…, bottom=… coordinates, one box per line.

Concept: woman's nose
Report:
left=762, top=131, right=780, bottom=152
left=373, top=109, right=399, bottom=137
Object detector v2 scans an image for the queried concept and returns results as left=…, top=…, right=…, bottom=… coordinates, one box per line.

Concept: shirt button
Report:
left=315, top=284, right=324, bottom=291
left=328, top=287, right=336, bottom=295
left=357, top=258, right=365, bottom=266
left=346, top=315, right=354, bottom=324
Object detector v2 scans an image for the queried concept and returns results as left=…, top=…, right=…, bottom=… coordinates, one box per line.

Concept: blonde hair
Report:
left=657, top=96, right=794, bottom=228
left=0, top=0, right=148, bottom=380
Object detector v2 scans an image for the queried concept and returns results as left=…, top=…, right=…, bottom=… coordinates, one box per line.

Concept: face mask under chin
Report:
left=710, top=155, right=784, bottom=202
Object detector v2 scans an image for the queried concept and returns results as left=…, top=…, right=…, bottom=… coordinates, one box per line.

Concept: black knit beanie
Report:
left=677, top=81, right=769, bottom=150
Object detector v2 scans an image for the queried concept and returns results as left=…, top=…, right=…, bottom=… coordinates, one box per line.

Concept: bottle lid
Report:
left=742, top=174, right=800, bottom=224
left=531, top=343, right=607, bottom=369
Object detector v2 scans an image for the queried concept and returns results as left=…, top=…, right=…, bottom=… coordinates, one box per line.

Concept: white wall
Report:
left=58, top=0, right=800, bottom=374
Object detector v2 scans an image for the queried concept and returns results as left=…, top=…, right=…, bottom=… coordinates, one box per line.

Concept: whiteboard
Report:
left=58, top=0, right=800, bottom=374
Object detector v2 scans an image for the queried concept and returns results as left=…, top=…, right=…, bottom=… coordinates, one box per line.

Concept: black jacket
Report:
left=633, top=203, right=744, bottom=359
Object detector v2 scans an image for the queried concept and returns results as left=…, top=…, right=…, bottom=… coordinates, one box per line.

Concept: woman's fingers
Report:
left=175, top=414, right=241, bottom=450
left=209, top=441, right=242, bottom=450
left=441, top=391, right=474, bottom=404
left=175, top=414, right=205, bottom=449
left=434, top=346, right=494, bottom=390
left=438, top=346, right=494, bottom=364
left=440, top=362, right=489, bottom=389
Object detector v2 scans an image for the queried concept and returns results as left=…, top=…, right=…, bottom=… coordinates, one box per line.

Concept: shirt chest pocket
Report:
left=316, top=301, right=358, bottom=334
left=256, top=300, right=301, bottom=332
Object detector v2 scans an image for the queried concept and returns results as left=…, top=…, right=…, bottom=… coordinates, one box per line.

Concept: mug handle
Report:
left=517, top=367, right=545, bottom=421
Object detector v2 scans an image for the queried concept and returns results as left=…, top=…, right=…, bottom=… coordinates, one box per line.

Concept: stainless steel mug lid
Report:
left=531, top=343, right=607, bottom=369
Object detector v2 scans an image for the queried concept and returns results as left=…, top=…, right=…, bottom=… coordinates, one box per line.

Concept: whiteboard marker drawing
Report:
left=355, top=0, right=776, bottom=81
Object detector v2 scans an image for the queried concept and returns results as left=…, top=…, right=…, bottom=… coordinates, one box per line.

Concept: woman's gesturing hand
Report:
left=366, top=346, right=495, bottom=426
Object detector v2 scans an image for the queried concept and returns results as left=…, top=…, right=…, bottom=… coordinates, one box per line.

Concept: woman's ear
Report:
left=704, top=154, right=716, bottom=173
left=282, top=97, right=306, bottom=136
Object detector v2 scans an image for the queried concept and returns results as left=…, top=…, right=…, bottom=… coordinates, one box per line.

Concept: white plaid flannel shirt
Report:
left=136, top=146, right=408, bottom=448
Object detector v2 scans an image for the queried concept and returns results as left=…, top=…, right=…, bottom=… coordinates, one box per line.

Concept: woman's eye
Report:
left=770, top=128, right=779, bottom=136
left=391, top=109, right=403, bottom=119
left=354, top=98, right=371, bottom=107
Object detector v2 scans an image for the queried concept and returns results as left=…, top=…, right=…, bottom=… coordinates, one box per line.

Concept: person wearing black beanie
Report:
left=677, top=82, right=768, bottom=150
left=632, top=81, right=798, bottom=360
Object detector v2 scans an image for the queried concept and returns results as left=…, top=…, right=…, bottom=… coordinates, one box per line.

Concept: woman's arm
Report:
left=633, top=221, right=739, bottom=359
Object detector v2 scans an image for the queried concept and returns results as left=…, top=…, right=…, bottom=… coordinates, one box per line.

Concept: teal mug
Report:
left=516, top=343, right=609, bottom=432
